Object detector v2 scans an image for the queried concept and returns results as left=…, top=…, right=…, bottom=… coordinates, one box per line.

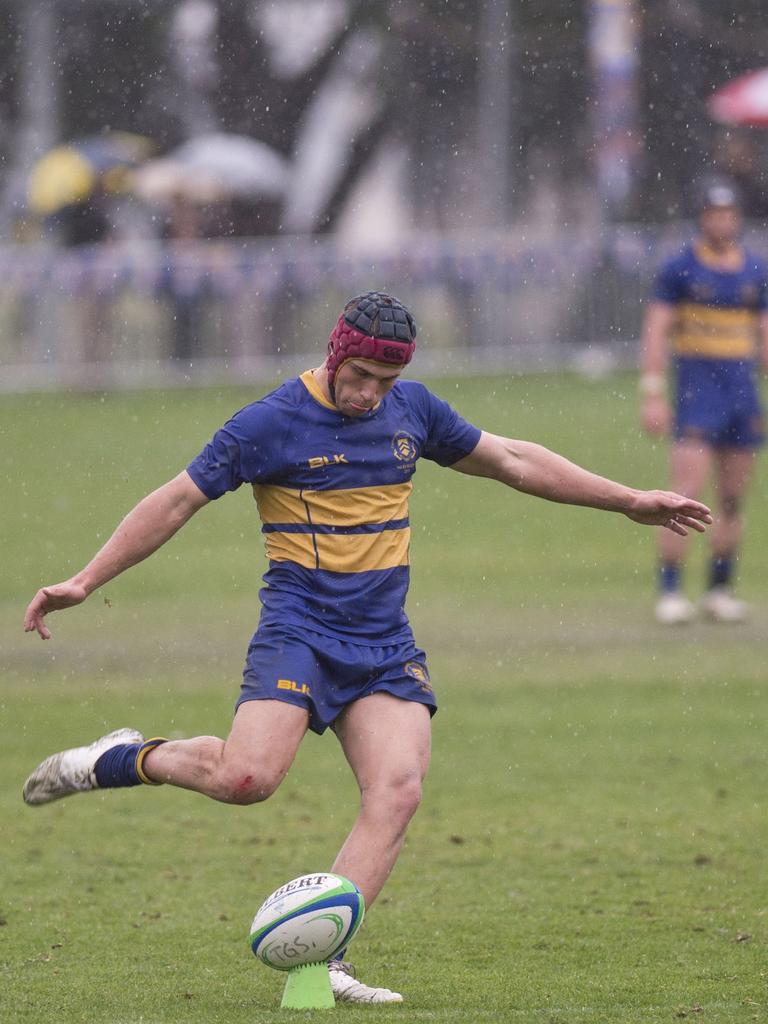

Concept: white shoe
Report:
left=328, top=960, right=403, bottom=1004
left=655, top=592, right=695, bottom=625
left=700, top=587, right=748, bottom=623
left=23, top=728, right=145, bottom=806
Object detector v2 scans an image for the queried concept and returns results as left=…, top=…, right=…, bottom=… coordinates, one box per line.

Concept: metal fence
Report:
left=1, top=224, right=758, bottom=392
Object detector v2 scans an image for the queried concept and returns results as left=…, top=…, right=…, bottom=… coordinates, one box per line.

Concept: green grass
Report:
left=1, top=372, right=766, bottom=1023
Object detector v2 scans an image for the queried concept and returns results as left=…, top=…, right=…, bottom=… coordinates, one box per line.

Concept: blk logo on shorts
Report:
left=277, top=678, right=311, bottom=695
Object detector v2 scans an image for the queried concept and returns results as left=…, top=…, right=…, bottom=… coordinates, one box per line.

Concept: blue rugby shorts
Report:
left=237, top=625, right=436, bottom=734
left=674, top=358, right=764, bottom=448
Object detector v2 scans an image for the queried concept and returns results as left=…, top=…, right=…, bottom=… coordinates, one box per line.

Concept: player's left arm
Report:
left=450, top=431, right=712, bottom=535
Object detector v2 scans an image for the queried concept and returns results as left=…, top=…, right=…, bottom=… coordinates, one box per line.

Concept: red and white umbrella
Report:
left=709, top=69, right=768, bottom=127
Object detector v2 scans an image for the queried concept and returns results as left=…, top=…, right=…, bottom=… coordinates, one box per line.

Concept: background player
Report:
left=22, top=293, right=712, bottom=1003
left=640, top=182, right=768, bottom=624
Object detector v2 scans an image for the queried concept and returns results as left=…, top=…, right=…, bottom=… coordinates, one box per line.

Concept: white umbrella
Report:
left=133, top=133, right=288, bottom=202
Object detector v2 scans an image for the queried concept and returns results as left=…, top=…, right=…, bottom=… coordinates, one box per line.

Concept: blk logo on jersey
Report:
left=308, top=454, right=349, bottom=469
left=392, top=431, right=418, bottom=462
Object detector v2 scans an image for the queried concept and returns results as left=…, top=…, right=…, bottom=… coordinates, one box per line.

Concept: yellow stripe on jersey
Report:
left=253, top=481, right=412, bottom=573
left=303, top=482, right=411, bottom=525
left=265, top=526, right=410, bottom=573
left=254, top=482, right=412, bottom=527
left=673, top=303, right=758, bottom=359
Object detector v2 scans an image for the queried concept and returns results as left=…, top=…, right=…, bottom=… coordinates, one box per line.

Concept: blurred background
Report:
left=1, top=0, right=768, bottom=390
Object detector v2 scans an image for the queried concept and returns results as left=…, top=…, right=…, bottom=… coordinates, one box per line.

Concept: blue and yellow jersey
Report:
left=187, top=370, right=481, bottom=643
left=652, top=242, right=768, bottom=361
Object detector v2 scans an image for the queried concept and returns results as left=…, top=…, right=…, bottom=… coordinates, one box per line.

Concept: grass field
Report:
left=1, top=372, right=766, bottom=1023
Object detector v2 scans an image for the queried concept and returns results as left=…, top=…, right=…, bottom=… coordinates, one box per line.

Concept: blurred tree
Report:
left=2, top=0, right=768, bottom=237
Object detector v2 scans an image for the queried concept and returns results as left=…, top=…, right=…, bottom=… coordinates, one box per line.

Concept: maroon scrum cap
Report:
left=326, top=291, right=417, bottom=393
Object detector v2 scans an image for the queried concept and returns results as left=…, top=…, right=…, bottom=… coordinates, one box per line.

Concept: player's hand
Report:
left=641, top=395, right=670, bottom=437
left=24, top=581, right=89, bottom=639
left=624, top=491, right=712, bottom=536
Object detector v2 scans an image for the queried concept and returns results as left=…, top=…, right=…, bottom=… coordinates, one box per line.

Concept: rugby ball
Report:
left=249, top=873, right=365, bottom=970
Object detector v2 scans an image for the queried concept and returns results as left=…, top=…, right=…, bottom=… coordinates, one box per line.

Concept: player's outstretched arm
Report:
left=24, top=471, right=210, bottom=640
left=451, top=432, right=712, bottom=534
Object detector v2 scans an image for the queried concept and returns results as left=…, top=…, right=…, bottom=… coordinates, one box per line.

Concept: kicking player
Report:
left=640, top=182, right=768, bottom=624
left=23, top=292, right=711, bottom=1003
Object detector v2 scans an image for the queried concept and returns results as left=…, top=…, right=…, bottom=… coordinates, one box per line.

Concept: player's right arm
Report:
left=639, top=300, right=676, bottom=437
left=24, top=471, right=210, bottom=639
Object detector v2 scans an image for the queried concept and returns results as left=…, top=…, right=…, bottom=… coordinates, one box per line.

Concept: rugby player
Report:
left=640, top=183, right=768, bottom=624
left=23, top=292, right=711, bottom=1002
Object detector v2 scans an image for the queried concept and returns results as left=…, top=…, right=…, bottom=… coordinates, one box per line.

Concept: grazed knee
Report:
left=215, top=765, right=284, bottom=805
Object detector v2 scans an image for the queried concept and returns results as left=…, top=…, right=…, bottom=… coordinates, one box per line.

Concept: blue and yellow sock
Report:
left=94, top=737, right=168, bottom=789
left=708, top=555, right=733, bottom=590
left=659, top=561, right=681, bottom=593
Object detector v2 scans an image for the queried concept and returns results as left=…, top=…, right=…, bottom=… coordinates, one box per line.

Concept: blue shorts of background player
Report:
left=674, top=358, right=765, bottom=448
left=238, top=625, right=437, bottom=734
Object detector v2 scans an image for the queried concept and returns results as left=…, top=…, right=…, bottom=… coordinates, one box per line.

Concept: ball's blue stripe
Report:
left=250, top=892, right=363, bottom=953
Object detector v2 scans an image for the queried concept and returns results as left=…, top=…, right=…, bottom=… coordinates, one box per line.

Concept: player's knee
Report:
left=215, top=764, right=283, bottom=805
left=395, top=778, right=423, bottom=822
left=367, top=773, right=423, bottom=824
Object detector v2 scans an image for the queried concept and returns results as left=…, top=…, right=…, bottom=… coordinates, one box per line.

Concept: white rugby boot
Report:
left=22, top=728, right=145, bottom=806
left=328, top=960, right=403, bottom=1004
left=654, top=591, right=695, bottom=625
left=700, top=586, right=748, bottom=623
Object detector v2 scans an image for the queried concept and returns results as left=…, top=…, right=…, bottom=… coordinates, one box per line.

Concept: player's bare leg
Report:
left=24, top=700, right=309, bottom=806
left=701, top=446, right=756, bottom=621
left=141, top=699, right=309, bottom=803
left=327, top=693, right=431, bottom=1003
left=655, top=439, right=711, bottom=623
left=331, top=693, right=431, bottom=906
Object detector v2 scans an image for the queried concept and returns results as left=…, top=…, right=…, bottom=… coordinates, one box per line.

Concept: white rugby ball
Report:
left=249, top=872, right=365, bottom=970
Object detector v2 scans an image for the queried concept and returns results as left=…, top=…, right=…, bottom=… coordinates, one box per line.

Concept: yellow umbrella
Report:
left=28, top=132, right=154, bottom=215
left=28, top=147, right=94, bottom=215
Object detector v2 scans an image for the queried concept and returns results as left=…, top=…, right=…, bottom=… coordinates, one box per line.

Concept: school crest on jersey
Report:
left=392, top=431, right=419, bottom=463
left=741, top=283, right=760, bottom=307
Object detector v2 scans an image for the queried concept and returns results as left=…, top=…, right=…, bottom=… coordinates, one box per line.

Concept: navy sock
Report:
left=94, top=742, right=143, bottom=789
left=709, top=555, right=733, bottom=590
left=659, top=562, right=681, bottom=593
left=94, top=738, right=168, bottom=789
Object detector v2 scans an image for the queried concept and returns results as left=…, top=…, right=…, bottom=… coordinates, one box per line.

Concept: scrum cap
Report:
left=326, top=291, right=417, bottom=392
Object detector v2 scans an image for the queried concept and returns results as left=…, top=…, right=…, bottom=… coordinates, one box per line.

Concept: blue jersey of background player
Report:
left=22, top=292, right=712, bottom=1004
left=640, top=182, right=768, bottom=624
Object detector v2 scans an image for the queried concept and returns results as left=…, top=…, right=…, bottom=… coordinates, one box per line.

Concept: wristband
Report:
left=639, top=373, right=665, bottom=396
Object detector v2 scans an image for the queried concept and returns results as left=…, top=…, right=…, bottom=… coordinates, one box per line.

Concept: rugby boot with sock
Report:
left=22, top=728, right=145, bottom=805
left=328, top=960, right=403, bottom=1004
